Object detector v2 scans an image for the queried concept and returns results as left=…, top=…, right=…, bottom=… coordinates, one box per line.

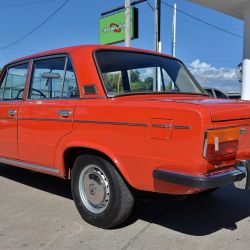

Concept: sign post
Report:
left=125, top=0, right=131, bottom=47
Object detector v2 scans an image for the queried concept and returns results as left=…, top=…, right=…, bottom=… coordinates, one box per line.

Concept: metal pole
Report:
left=154, top=0, right=161, bottom=91
left=101, top=0, right=146, bottom=16
left=154, top=0, right=161, bottom=52
left=125, top=0, right=131, bottom=47
left=172, top=3, right=177, bottom=57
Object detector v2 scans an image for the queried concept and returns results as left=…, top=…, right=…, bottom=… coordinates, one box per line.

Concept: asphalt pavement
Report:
left=1, top=164, right=250, bottom=250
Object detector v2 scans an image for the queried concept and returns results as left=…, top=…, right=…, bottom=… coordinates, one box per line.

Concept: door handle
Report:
left=58, top=110, right=72, bottom=118
left=8, top=110, right=17, bottom=116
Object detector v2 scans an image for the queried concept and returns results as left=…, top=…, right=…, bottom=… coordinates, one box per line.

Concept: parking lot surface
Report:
left=1, top=164, right=250, bottom=250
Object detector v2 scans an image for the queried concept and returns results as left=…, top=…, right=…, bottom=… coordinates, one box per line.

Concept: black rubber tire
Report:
left=71, top=154, right=134, bottom=229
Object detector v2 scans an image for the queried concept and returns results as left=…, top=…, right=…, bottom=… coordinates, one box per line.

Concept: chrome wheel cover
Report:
left=78, top=164, right=110, bottom=214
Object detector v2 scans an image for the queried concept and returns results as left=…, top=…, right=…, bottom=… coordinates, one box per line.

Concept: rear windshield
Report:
left=95, top=50, right=205, bottom=97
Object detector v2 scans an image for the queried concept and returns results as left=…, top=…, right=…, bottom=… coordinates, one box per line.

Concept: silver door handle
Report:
left=58, top=110, right=72, bottom=118
left=8, top=110, right=17, bottom=116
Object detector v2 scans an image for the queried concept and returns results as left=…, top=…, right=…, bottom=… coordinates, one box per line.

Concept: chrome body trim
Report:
left=173, top=125, right=192, bottom=129
left=19, top=118, right=72, bottom=123
left=74, top=119, right=148, bottom=127
left=17, top=117, right=192, bottom=130
left=152, top=124, right=172, bottom=129
left=0, top=157, right=59, bottom=174
left=0, top=116, right=15, bottom=120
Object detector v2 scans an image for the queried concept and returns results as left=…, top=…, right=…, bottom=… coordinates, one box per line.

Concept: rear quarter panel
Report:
left=55, top=99, right=209, bottom=194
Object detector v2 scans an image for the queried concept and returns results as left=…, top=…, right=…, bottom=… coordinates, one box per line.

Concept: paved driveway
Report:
left=1, top=164, right=250, bottom=250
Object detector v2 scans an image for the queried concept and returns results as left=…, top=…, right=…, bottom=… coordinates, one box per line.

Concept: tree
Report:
left=130, top=70, right=140, bottom=82
left=144, top=77, right=153, bottom=85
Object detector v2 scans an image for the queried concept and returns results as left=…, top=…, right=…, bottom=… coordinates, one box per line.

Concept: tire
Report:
left=71, top=154, right=134, bottom=229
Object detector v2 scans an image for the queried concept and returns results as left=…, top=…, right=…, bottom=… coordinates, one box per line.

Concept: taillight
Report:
left=203, top=127, right=240, bottom=163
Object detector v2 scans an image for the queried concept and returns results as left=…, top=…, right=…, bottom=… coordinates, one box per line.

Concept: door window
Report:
left=29, top=57, right=79, bottom=100
left=62, top=59, right=79, bottom=98
left=0, top=63, right=29, bottom=100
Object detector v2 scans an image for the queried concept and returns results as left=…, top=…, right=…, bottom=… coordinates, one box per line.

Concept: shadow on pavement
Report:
left=1, top=164, right=250, bottom=236
left=0, top=164, right=72, bottom=199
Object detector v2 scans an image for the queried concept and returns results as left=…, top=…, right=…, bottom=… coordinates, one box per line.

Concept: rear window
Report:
left=95, top=50, right=205, bottom=97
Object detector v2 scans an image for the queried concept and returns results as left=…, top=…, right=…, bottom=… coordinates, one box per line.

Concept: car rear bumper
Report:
left=153, top=164, right=247, bottom=189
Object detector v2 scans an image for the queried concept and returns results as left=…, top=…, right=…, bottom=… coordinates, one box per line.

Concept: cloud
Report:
left=188, top=59, right=241, bottom=93
left=189, top=59, right=237, bottom=82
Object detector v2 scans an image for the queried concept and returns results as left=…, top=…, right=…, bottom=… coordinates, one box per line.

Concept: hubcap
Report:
left=78, top=164, right=110, bottom=214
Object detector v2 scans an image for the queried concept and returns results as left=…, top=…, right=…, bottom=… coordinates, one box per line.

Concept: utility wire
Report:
left=145, top=0, right=154, bottom=11
left=0, top=0, right=69, bottom=52
left=0, top=0, right=59, bottom=9
left=161, top=1, right=242, bottom=39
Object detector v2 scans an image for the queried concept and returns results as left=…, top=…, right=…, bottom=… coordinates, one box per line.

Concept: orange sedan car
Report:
left=0, top=45, right=249, bottom=228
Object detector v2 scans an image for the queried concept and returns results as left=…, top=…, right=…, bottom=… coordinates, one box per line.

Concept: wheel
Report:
left=71, top=154, right=134, bottom=229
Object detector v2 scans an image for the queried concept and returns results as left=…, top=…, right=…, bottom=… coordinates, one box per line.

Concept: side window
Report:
left=29, top=57, right=65, bottom=99
left=0, top=63, right=28, bottom=100
left=29, top=57, right=79, bottom=100
left=102, top=71, right=124, bottom=95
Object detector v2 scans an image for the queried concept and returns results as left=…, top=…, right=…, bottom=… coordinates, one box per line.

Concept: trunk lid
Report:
left=131, top=95, right=250, bottom=122
left=173, top=99, right=250, bottom=122
left=116, top=94, right=250, bottom=122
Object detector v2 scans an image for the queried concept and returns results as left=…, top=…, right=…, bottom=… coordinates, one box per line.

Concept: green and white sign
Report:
left=99, top=8, right=138, bottom=45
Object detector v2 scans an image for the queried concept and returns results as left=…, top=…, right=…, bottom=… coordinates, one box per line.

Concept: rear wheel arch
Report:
left=63, top=146, right=132, bottom=188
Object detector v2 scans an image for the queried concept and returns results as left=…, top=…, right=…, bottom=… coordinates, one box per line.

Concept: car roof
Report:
left=7, top=44, right=175, bottom=66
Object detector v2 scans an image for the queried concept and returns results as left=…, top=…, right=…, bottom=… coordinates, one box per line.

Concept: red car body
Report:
left=0, top=45, right=249, bottom=227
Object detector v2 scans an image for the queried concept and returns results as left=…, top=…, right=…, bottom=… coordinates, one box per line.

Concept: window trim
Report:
left=27, top=54, right=80, bottom=101
left=0, top=61, right=30, bottom=102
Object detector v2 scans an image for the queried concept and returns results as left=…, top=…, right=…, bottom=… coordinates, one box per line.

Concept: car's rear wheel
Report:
left=71, top=154, right=134, bottom=229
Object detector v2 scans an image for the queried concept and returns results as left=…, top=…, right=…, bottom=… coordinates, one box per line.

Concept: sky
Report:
left=0, top=0, right=244, bottom=93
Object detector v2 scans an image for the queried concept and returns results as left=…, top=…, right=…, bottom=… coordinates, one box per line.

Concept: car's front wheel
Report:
left=71, top=154, right=134, bottom=229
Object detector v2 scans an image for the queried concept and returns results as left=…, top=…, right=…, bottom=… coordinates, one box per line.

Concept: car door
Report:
left=0, top=62, right=29, bottom=159
left=18, top=55, right=79, bottom=167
